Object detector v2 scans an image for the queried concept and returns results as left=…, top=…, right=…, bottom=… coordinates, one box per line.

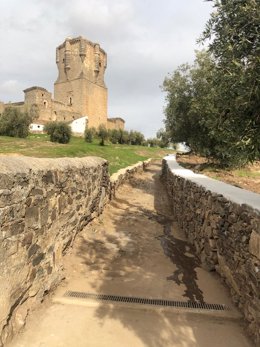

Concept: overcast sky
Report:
left=0, top=0, right=213, bottom=137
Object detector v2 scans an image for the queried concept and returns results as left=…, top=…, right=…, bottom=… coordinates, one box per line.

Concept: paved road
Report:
left=8, top=162, right=253, bottom=347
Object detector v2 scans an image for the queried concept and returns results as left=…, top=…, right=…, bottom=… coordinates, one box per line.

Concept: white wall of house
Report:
left=69, top=116, right=88, bottom=135
left=29, top=116, right=88, bottom=136
left=29, top=123, right=45, bottom=132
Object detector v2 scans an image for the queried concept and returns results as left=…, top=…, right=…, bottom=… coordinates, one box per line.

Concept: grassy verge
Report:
left=0, top=134, right=174, bottom=174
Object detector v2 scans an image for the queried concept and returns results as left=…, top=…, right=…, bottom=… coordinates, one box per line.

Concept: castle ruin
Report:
left=0, top=36, right=125, bottom=134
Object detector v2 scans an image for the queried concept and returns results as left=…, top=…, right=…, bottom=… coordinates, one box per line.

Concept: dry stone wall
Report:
left=110, top=159, right=151, bottom=199
left=0, top=156, right=110, bottom=346
left=0, top=156, right=151, bottom=346
left=162, top=155, right=260, bottom=345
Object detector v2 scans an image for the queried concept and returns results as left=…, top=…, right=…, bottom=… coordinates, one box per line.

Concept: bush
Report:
left=129, top=130, right=145, bottom=145
left=118, top=129, right=130, bottom=144
left=97, top=124, right=109, bottom=146
left=108, top=129, right=120, bottom=144
left=108, top=129, right=145, bottom=146
left=147, top=138, right=159, bottom=147
left=0, top=107, right=32, bottom=138
left=84, top=127, right=96, bottom=143
left=44, top=121, right=72, bottom=144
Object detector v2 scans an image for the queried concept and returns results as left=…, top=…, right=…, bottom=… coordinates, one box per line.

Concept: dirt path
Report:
left=8, top=162, right=253, bottom=347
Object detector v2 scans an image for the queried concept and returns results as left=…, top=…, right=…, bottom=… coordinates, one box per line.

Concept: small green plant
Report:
left=44, top=121, right=72, bottom=144
left=84, top=127, right=96, bottom=143
left=0, top=107, right=32, bottom=138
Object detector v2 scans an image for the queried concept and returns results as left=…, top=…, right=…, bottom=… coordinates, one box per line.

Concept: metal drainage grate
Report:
left=64, top=291, right=228, bottom=311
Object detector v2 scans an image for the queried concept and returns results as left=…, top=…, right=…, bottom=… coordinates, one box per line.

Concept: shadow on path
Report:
left=157, top=225, right=204, bottom=303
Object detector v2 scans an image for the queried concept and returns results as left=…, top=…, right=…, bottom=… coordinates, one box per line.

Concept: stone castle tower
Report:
left=54, top=37, right=108, bottom=128
left=0, top=36, right=125, bottom=133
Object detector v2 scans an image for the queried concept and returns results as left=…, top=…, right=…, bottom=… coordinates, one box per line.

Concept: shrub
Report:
left=84, top=127, right=96, bottom=143
left=108, top=129, right=120, bottom=144
left=0, top=107, right=32, bottom=138
left=118, top=129, right=130, bottom=144
left=129, top=130, right=145, bottom=145
left=97, top=124, right=108, bottom=146
left=44, top=121, right=72, bottom=144
left=108, top=129, right=145, bottom=146
left=147, top=138, right=159, bottom=147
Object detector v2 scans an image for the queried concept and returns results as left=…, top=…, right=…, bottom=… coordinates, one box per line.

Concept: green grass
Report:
left=234, top=169, right=260, bottom=179
left=0, top=134, right=174, bottom=174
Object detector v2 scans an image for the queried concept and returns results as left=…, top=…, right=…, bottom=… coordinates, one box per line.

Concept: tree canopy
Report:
left=162, top=0, right=260, bottom=167
left=0, top=107, right=32, bottom=138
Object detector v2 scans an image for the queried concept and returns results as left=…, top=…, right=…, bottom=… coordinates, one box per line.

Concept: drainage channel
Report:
left=64, top=291, right=229, bottom=311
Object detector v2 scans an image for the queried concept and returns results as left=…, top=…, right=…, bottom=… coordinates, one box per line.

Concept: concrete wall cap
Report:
left=164, top=155, right=260, bottom=212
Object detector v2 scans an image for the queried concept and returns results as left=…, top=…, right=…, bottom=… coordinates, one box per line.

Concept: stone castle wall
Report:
left=0, top=156, right=150, bottom=346
left=24, top=87, right=52, bottom=122
left=84, top=81, right=107, bottom=128
left=51, top=100, right=82, bottom=123
left=107, top=117, right=125, bottom=130
left=24, top=87, right=82, bottom=123
left=162, top=156, right=260, bottom=345
left=1, top=87, right=82, bottom=125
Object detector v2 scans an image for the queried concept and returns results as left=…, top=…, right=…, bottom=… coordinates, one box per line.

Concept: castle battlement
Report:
left=23, top=86, right=48, bottom=93
left=56, top=36, right=106, bottom=55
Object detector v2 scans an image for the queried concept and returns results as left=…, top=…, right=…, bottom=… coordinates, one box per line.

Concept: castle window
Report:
left=69, top=97, right=72, bottom=106
left=43, top=100, right=48, bottom=108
